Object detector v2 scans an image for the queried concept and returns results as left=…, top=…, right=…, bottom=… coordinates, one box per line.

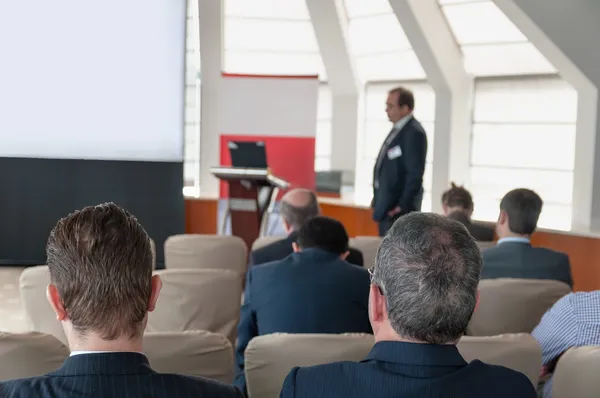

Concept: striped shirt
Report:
left=532, top=291, right=600, bottom=398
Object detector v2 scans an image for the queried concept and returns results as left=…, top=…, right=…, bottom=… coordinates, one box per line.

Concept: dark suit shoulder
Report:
left=167, top=374, right=244, bottom=397
left=469, top=361, right=537, bottom=396
left=250, top=237, right=293, bottom=266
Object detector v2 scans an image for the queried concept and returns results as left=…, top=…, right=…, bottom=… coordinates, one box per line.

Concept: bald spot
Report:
left=281, top=188, right=314, bottom=208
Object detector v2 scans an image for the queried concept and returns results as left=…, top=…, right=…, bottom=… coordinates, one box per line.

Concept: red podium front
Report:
left=210, top=167, right=289, bottom=249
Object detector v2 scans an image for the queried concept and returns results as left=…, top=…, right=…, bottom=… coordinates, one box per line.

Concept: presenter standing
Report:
left=372, top=87, right=428, bottom=236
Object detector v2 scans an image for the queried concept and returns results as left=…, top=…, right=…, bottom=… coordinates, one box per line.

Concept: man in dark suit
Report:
left=0, top=203, right=242, bottom=398
left=280, top=213, right=537, bottom=398
left=250, top=188, right=363, bottom=266
left=235, top=216, right=372, bottom=394
left=442, top=182, right=494, bottom=241
left=372, top=87, right=428, bottom=236
left=482, top=189, right=573, bottom=287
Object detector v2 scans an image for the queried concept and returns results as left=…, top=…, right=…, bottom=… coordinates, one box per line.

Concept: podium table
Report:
left=211, top=167, right=289, bottom=249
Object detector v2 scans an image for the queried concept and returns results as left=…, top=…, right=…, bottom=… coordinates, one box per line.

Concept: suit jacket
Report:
left=372, top=116, right=428, bottom=222
left=482, top=241, right=573, bottom=287
left=0, top=352, right=243, bottom=398
left=249, top=231, right=364, bottom=267
left=235, top=248, right=372, bottom=393
left=447, top=211, right=495, bottom=242
left=280, top=341, right=537, bottom=398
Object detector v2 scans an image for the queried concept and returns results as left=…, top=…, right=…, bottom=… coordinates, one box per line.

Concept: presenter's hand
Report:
left=387, top=206, right=401, bottom=217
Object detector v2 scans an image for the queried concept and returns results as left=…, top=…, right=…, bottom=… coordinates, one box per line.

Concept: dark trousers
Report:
left=378, top=214, right=401, bottom=237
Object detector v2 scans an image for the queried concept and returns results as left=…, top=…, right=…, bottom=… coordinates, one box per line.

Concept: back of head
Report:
left=280, top=189, right=319, bottom=231
left=441, top=183, right=474, bottom=213
left=500, top=189, right=543, bottom=235
left=46, top=202, right=153, bottom=340
left=372, top=213, right=481, bottom=344
left=296, top=216, right=349, bottom=256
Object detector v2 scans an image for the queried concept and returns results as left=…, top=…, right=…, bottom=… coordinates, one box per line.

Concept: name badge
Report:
left=387, top=145, right=402, bottom=160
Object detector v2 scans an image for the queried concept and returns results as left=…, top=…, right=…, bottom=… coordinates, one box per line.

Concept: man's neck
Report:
left=69, top=334, right=143, bottom=353
left=497, top=231, right=530, bottom=240
left=374, top=328, right=426, bottom=345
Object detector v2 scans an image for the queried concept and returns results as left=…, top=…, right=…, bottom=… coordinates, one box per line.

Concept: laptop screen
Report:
left=228, top=141, right=268, bottom=169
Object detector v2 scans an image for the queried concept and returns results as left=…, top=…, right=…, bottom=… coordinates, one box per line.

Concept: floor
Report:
left=0, top=267, right=27, bottom=333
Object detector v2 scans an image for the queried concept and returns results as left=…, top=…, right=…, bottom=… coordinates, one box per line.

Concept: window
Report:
left=355, top=82, right=435, bottom=210
left=315, top=84, right=332, bottom=171
left=439, top=0, right=555, bottom=76
left=344, top=0, right=426, bottom=82
left=469, top=77, right=577, bottom=230
left=224, top=0, right=326, bottom=79
left=183, top=0, right=201, bottom=197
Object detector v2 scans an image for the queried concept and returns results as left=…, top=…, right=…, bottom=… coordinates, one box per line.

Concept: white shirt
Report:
left=70, top=350, right=141, bottom=356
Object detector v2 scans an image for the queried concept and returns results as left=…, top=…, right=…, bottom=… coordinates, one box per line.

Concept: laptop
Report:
left=228, top=141, right=268, bottom=169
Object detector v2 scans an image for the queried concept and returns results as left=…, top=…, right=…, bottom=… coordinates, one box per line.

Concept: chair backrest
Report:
left=164, top=234, right=247, bottom=274
left=143, top=331, right=234, bottom=383
left=0, top=332, right=69, bottom=380
left=245, top=333, right=374, bottom=398
left=251, top=236, right=284, bottom=251
left=147, top=269, right=242, bottom=344
left=349, top=236, right=381, bottom=268
left=553, top=346, right=600, bottom=398
left=458, top=334, right=542, bottom=386
left=19, top=266, right=68, bottom=345
left=468, top=278, right=571, bottom=336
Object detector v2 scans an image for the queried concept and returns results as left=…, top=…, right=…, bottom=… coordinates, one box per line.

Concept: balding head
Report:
left=280, top=189, right=320, bottom=232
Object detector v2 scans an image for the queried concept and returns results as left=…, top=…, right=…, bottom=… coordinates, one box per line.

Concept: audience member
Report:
left=532, top=291, right=600, bottom=398
left=280, top=213, right=537, bottom=398
left=0, top=203, right=242, bottom=398
left=235, top=216, right=372, bottom=394
left=250, top=188, right=363, bottom=266
left=441, top=182, right=494, bottom=241
left=481, top=189, right=572, bottom=287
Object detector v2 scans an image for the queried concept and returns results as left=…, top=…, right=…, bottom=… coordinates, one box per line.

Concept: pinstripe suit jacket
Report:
left=280, top=341, right=537, bottom=398
left=0, top=352, right=243, bottom=398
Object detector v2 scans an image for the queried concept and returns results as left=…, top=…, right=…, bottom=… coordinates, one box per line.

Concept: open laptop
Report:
left=228, top=140, right=268, bottom=169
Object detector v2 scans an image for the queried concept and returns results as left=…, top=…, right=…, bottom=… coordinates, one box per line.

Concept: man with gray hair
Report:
left=280, top=213, right=537, bottom=398
left=249, top=188, right=363, bottom=266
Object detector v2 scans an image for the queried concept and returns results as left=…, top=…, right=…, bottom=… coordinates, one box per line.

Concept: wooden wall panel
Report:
left=185, top=198, right=218, bottom=234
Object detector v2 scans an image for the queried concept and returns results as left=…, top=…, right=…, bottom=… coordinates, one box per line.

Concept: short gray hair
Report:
left=279, top=192, right=319, bottom=230
left=372, top=212, right=481, bottom=344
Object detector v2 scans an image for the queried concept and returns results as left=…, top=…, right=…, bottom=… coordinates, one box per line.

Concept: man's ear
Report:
left=498, top=210, right=508, bottom=225
left=292, top=242, right=301, bottom=253
left=148, top=275, right=163, bottom=312
left=46, top=284, right=68, bottom=321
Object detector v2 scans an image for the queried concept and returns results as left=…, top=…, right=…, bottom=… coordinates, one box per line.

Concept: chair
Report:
left=553, top=346, right=600, bottom=398
left=349, top=236, right=381, bottom=268
left=164, top=234, right=247, bottom=274
left=19, top=266, right=68, bottom=345
left=0, top=332, right=69, bottom=380
left=147, top=269, right=242, bottom=344
left=467, top=278, right=571, bottom=336
left=244, top=333, right=374, bottom=398
left=458, top=334, right=542, bottom=386
left=143, top=331, right=234, bottom=383
left=251, top=236, right=284, bottom=251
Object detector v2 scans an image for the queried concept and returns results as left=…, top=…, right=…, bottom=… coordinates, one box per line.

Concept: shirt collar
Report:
left=497, top=237, right=531, bottom=245
left=364, top=341, right=467, bottom=367
left=393, top=113, right=413, bottom=131
left=70, top=350, right=141, bottom=356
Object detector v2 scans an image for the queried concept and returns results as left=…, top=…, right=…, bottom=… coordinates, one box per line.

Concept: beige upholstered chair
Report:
left=467, top=278, right=571, bottom=336
left=143, top=331, right=234, bottom=383
left=19, top=266, right=68, bottom=345
left=349, top=236, right=381, bottom=268
left=458, top=334, right=542, bottom=386
left=0, top=332, right=69, bottom=380
left=251, top=236, right=284, bottom=251
left=147, top=269, right=242, bottom=344
left=553, top=346, right=600, bottom=398
left=245, top=333, right=374, bottom=398
left=164, top=234, right=247, bottom=274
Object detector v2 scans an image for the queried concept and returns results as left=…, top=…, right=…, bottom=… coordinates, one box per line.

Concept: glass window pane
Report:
left=315, top=156, right=331, bottom=171
left=463, top=42, right=556, bottom=76
left=442, top=2, right=526, bottom=45
left=439, top=0, right=487, bottom=4
left=225, top=51, right=326, bottom=78
left=226, top=0, right=310, bottom=19
left=365, top=82, right=435, bottom=122
left=470, top=167, right=573, bottom=205
left=474, top=77, right=578, bottom=123
left=318, top=84, right=332, bottom=120
left=356, top=51, right=426, bottom=82
left=226, top=19, right=318, bottom=52
left=316, top=121, right=332, bottom=157
left=471, top=124, right=576, bottom=170
left=348, top=14, right=411, bottom=55
left=344, top=0, right=392, bottom=18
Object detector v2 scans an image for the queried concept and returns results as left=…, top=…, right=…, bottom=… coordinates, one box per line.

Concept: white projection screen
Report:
left=0, top=0, right=185, bottom=161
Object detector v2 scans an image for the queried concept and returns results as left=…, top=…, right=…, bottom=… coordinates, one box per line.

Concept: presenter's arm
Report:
left=398, top=127, right=427, bottom=211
